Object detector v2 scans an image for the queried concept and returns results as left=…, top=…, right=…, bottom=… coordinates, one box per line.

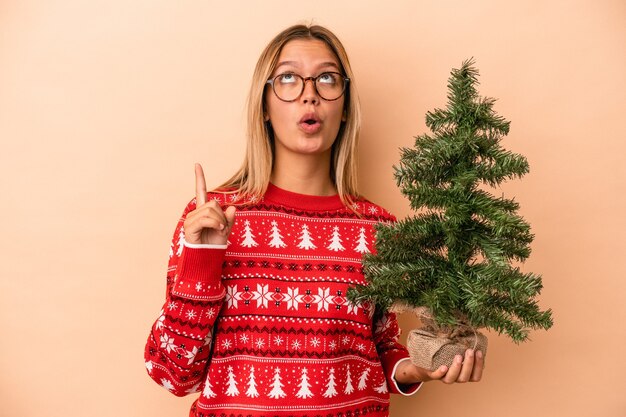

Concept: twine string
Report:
left=413, top=306, right=479, bottom=351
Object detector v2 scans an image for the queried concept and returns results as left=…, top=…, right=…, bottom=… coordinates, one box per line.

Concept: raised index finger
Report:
left=195, top=163, right=207, bottom=207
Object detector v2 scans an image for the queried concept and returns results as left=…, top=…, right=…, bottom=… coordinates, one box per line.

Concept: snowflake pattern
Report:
left=160, top=333, right=176, bottom=353
left=309, top=337, right=321, bottom=348
left=184, top=346, right=199, bottom=365
left=251, top=284, right=272, bottom=308
left=346, top=300, right=360, bottom=315
left=185, top=309, right=197, bottom=320
left=226, top=285, right=242, bottom=309
left=375, top=314, right=392, bottom=334
left=224, top=284, right=364, bottom=313
left=273, top=336, right=284, bottom=346
left=285, top=287, right=304, bottom=310
left=155, top=313, right=165, bottom=330
left=315, top=287, right=334, bottom=311
left=240, top=334, right=250, bottom=344
left=160, top=378, right=175, bottom=392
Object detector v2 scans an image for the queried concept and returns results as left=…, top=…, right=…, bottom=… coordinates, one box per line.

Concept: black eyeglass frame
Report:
left=265, top=72, right=350, bottom=102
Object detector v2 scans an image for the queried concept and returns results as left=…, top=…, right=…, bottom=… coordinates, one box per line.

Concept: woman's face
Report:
left=264, top=38, right=346, bottom=160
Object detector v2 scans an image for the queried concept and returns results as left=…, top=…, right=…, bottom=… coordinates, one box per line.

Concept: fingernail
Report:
left=219, top=224, right=225, bottom=230
left=476, top=350, right=483, bottom=359
left=440, top=365, right=448, bottom=372
left=455, top=355, right=463, bottom=363
left=467, top=349, right=474, bottom=358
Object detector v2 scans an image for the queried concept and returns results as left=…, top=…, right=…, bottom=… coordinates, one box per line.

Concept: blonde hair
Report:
left=220, top=24, right=362, bottom=207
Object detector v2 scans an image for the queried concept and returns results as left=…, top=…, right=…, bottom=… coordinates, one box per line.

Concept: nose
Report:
left=301, top=77, right=319, bottom=104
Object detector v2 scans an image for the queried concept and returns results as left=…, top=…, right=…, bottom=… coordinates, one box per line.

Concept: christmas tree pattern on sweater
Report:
left=145, top=184, right=421, bottom=417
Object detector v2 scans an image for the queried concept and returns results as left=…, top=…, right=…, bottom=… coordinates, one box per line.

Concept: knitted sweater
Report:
left=144, top=183, right=422, bottom=417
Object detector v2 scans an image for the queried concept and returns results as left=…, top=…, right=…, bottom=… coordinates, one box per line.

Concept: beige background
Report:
left=1, top=1, right=625, bottom=416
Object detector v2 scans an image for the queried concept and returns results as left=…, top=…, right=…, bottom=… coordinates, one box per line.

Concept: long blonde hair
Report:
left=220, top=24, right=362, bottom=207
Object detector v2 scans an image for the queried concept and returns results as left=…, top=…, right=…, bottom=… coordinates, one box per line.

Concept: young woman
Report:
left=145, top=24, right=483, bottom=417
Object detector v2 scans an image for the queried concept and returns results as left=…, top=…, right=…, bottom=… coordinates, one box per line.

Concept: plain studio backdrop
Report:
left=1, top=1, right=625, bottom=416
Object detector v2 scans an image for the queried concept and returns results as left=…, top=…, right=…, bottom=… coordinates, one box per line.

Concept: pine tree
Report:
left=357, top=367, right=370, bottom=390
left=354, top=227, right=370, bottom=253
left=202, top=376, right=217, bottom=398
left=327, top=226, right=345, bottom=251
left=374, top=380, right=387, bottom=394
left=268, top=220, right=287, bottom=248
left=241, top=220, right=258, bottom=248
left=267, top=367, right=286, bottom=399
left=176, top=228, right=185, bottom=256
left=246, top=365, right=259, bottom=398
left=224, top=366, right=239, bottom=396
left=344, top=364, right=354, bottom=394
left=297, top=224, right=316, bottom=250
left=296, top=367, right=314, bottom=398
left=349, top=59, right=552, bottom=343
left=323, top=367, right=338, bottom=398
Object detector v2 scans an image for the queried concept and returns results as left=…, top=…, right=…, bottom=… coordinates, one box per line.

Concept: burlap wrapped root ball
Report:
left=397, top=306, right=488, bottom=372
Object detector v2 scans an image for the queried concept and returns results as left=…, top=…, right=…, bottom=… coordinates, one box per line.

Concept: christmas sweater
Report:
left=145, top=183, right=422, bottom=417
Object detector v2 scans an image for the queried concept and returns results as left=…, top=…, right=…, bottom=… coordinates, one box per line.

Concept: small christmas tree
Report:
left=296, top=368, right=314, bottom=399
left=327, top=226, right=345, bottom=251
left=357, top=367, right=370, bottom=390
left=224, top=366, right=240, bottom=396
left=343, top=364, right=354, bottom=394
left=297, top=224, right=317, bottom=250
left=241, top=220, right=258, bottom=248
left=246, top=365, right=259, bottom=398
left=354, top=227, right=370, bottom=254
left=267, top=367, right=286, bottom=399
left=349, top=59, right=553, bottom=369
left=268, top=220, right=287, bottom=248
left=323, top=367, right=338, bottom=398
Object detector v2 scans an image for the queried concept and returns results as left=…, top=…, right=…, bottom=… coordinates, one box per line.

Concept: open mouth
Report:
left=299, top=115, right=322, bottom=133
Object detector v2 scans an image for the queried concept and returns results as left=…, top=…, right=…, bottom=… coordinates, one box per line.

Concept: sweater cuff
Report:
left=171, top=244, right=226, bottom=301
left=391, top=358, right=423, bottom=396
left=383, top=350, right=423, bottom=395
left=183, top=239, right=228, bottom=250
left=177, top=244, right=226, bottom=282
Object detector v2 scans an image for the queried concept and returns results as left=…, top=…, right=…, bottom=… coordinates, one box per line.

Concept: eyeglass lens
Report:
left=272, top=73, right=346, bottom=101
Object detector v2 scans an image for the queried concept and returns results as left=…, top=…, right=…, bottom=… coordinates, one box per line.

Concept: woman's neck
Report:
left=270, top=152, right=336, bottom=196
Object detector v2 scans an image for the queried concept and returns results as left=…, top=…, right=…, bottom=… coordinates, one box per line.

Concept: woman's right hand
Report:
left=183, top=163, right=236, bottom=245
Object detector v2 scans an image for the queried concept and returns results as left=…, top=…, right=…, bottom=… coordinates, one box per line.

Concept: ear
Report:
left=341, top=110, right=347, bottom=122
left=264, top=112, right=270, bottom=122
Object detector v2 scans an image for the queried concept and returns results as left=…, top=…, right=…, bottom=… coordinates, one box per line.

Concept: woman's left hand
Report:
left=394, top=349, right=484, bottom=385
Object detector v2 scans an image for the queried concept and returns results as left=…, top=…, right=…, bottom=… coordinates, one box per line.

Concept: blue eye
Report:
left=278, top=73, right=297, bottom=84
left=318, top=73, right=337, bottom=84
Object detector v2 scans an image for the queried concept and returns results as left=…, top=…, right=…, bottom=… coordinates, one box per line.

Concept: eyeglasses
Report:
left=266, top=72, right=349, bottom=102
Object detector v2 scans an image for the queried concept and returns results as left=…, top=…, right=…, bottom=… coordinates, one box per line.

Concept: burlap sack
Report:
left=403, top=307, right=488, bottom=371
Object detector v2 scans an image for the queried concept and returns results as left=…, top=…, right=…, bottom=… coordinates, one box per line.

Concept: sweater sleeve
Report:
left=144, top=199, right=227, bottom=397
left=372, top=309, right=423, bottom=396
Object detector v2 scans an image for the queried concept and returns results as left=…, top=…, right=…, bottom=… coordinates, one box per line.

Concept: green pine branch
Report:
left=349, top=58, right=553, bottom=343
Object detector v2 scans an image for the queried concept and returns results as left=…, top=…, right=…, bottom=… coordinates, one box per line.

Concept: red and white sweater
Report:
left=145, top=183, right=421, bottom=417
